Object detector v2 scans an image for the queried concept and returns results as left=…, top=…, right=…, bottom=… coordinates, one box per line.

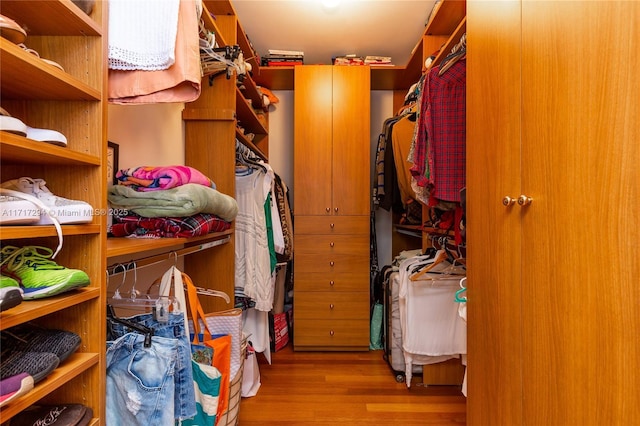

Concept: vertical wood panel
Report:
left=466, top=1, right=523, bottom=425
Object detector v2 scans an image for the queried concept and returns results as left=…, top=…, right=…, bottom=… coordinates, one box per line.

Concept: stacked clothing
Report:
left=108, top=165, right=238, bottom=238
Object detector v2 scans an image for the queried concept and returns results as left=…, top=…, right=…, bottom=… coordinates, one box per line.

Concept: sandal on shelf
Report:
left=18, top=43, right=65, bottom=72
left=0, top=14, right=27, bottom=44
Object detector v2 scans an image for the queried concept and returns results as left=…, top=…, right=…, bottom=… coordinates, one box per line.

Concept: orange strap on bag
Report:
left=184, top=273, right=232, bottom=421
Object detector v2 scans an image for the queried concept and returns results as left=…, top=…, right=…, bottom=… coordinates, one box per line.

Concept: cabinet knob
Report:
left=329, top=280, right=335, bottom=286
left=330, top=242, right=335, bottom=247
left=330, top=261, right=335, bottom=266
left=517, top=195, right=533, bottom=206
left=329, top=303, right=334, bottom=309
left=330, top=223, right=335, bottom=229
left=329, top=330, right=335, bottom=336
left=502, top=196, right=516, bottom=206
left=326, top=207, right=331, bottom=213
left=334, top=207, right=338, bottom=212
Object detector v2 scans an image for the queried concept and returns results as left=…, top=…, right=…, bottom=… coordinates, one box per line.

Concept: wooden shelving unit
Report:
left=0, top=0, right=107, bottom=423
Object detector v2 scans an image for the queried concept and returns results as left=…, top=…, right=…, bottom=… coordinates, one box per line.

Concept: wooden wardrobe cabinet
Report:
left=293, top=65, right=371, bottom=351
left=466, top=1, right=639, bottom=425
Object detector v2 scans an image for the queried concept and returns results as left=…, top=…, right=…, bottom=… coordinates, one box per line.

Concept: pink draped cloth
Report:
left=116, top=166, right=215, bottom=192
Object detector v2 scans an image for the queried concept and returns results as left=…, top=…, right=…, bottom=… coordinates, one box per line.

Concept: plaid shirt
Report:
left=110, top=213, right=231, bottom=238
left=410, top=58, right=466, bottom=203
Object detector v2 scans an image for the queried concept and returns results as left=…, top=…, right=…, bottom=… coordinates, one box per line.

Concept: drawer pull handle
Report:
left=330, top=261, right=335, bottom=266
left=334, top=207, right=339, bottom=212
left=329, top=330, right=335, bottom=336
left=330, top=242, right=335, bottom=247
left=329, top=303, right=334, bottom=309
left=329, top=280, right=335, bottom=286
left=326, top=207, right=330, bottom=213
left=330, top=223, right=335, bottom=228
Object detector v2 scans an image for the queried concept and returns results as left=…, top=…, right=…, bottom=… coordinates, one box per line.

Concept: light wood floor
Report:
left=237, top=344, right=467, bottom=425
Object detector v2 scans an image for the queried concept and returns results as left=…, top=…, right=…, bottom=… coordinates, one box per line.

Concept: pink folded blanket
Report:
left=116, top=165, right=215, bottom=192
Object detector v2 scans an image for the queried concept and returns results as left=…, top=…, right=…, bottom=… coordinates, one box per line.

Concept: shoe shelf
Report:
left=0, top=39, right=100, bottom=101
left=0, top=287, right=100, bottom=330
left=0, top=132, right=101, bottom=166
left=1, top=224, right=102, bottom=240
left=0, top=1, right=102, bottom=37
left=0, top=352, right=99, bottom=420
left=0, top=0, right=106, bottom=423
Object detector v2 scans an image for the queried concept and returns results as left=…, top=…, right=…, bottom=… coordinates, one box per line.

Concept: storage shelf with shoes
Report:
left=0, top=0, right=106, bottom=423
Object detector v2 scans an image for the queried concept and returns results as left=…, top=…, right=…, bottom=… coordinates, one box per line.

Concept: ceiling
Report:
left=232, top=0, right=438, bottom=66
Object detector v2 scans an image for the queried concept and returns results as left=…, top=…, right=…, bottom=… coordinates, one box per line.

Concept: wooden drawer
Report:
left=294, top=319, right=370, bottom=349
left=295, top=234, right=369, bottom=255
left=295, top=252, right=369, bottom=273
left=294, top=292, right=369, bottom=320
left=295, top=215, right=369, bottom=235
left=295, top=271, right=369, bottom=292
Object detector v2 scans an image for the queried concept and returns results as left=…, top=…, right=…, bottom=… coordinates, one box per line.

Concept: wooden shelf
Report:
left=0, top=0, right=102, bottom=36
left=107, top=229, right=234, bottom=259
left=236, top=86, right=268, bottom=135
left=0, top=224, right=101, bottom=240
left=0, top=287, right=101, bottom=330
left=0, top=352, right=99, bottom=420
left=1, top=132, right=101, bottom=166
left=254, top=66, right=295, bottom=90
left=0, top=40, right=101, bottom=101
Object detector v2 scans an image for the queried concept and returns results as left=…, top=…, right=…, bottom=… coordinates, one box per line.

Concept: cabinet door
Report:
left=294, top=65, right=333, bottom=215
left=332, top=66, right=370, bottom=216
left=468, top=1, right=640, bottom=425
left=519, top=2, right=639, bottom=425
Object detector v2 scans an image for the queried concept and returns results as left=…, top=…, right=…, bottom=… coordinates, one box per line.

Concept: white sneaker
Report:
left=0, top=195, right=40, bottom=225
left=0, top=178, right=92, bottom=225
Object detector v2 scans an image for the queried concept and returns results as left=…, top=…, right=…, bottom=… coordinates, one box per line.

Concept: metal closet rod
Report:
left=106, top=236, right=231, bottom=276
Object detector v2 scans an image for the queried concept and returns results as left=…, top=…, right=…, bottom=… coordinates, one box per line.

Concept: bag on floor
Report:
left=241, top=342, right=261, bottom=397
left=181, top=360, right=222, bottom=426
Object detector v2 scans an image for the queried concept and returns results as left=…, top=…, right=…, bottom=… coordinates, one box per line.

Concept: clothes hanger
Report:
left=409, top=249, right=449, bottom=281
left=106, top=304, right=154, bottom=348
left=109, top=261, right=178, bottom=311
left=455, top=277, right=467, bottom=303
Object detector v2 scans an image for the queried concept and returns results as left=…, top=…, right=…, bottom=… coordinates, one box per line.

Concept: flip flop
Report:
left=8, top=404, right=89, bottom=425
left=0, top=14, right=26, bottom=44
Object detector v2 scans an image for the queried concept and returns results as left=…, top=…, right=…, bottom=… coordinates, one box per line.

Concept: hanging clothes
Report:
left=108, top=0, right=201, bottom=104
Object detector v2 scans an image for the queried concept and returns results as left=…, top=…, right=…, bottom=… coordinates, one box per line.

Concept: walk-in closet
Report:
left=0, top=0, right=637, bottom=425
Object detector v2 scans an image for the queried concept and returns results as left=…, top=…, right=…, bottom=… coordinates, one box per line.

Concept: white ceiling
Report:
left=232, top=0, right=437, bottom=66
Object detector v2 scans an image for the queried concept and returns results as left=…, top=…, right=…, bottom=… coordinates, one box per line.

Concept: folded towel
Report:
left=116, top=165, right=215, bottom=192
left=108, top=184, right=238, bottom=222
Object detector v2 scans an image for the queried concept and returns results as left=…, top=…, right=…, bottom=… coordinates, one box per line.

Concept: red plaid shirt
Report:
left=411, top=58, right=466, bottom=203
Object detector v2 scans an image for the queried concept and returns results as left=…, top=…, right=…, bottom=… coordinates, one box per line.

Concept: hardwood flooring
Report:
left=237, top=344, right=467, bottom=425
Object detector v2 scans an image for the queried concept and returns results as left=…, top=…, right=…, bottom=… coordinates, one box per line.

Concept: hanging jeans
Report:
left=106, top=332, right=178, bottom=426
left=107, top=312, right=196, bottom=422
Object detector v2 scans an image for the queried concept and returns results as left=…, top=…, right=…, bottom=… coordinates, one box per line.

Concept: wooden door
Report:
left=466, top=1, right=523, bottom=425
left=468, top=1, right=640, bottom=425
left=519, top=2, right=639, bottom=424
left=294, top=65, right=333, bottom=215
left=332, top=66, right=371, bottom=216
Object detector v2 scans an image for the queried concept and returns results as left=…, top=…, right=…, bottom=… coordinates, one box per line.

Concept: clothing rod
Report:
left=107, top=235, right=231, bottom=276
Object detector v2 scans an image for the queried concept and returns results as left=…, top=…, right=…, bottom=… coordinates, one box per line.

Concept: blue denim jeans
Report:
left=107, top=312, right=196, bottom=421
left=106, top=332, right=177, bottom=426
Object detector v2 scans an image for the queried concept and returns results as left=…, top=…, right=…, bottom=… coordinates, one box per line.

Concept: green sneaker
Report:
left=0, top=246, right=90, bottom=300
left=0, top=275, right=23, bottom=311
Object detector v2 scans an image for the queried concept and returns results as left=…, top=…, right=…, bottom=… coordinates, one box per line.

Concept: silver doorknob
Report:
left=502, top=196, right=516, bottom=206
left=517, top=195, right=533, bottom=206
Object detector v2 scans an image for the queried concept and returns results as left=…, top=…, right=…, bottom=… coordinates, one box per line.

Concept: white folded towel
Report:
left=108, top=0, right=181, bottom=70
